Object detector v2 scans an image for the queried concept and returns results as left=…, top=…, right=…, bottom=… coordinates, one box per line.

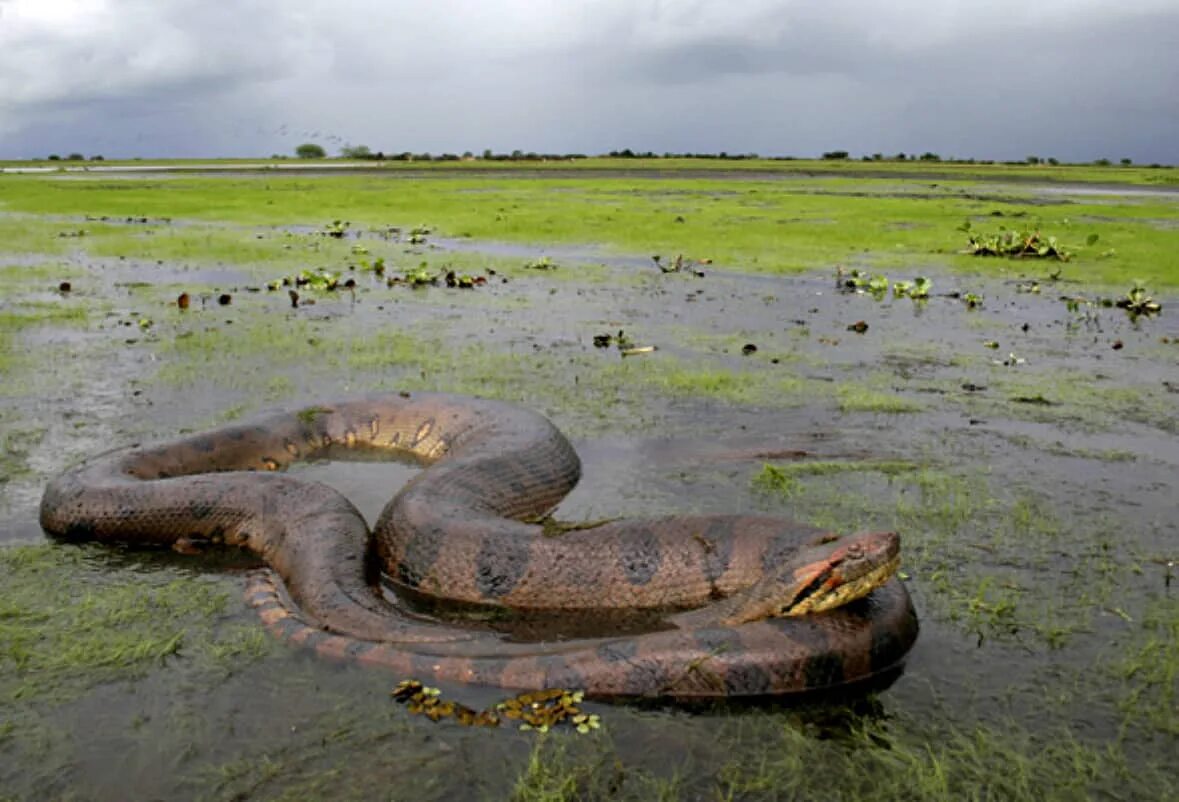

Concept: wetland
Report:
left=1, top=159, right=1177, bottom=800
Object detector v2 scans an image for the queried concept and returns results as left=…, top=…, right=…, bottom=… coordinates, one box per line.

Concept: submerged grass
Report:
left=0, top=544, right=272, bottom=704
left=1113, top=592, right=1179, bottom=735
left=751, top=461, right=1146, bottom=650
left=505, top=712, right=1173, bottom=802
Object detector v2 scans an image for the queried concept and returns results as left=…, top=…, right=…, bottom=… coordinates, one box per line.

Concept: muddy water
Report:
left=2, top=187, right=1177, bottom=799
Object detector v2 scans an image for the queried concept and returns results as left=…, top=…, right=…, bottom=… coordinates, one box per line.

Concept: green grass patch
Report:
left=975, top=371, right=1177, bottom=434
left=1113, top=592, right=1179, bottom=735
left=754, top=459, right=920, bottom=496
left=0, top=544, right=272, bottom=704
left=836, top=383, right=925, bottom=413
left=751, top=462, right=1141, bottom=648
left=504, top=712, right=1172, bottom=802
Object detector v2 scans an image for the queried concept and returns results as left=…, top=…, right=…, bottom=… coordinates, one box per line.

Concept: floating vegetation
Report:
left=323, top=219, right=350, bottom=239
left=391, top=681, right=601, bottom=734
left=525, top=256, right=557, bottom=270
left=355, top=256, right=386, bottom=275
left=1061, top=282, right=1163, bottom=320
left=893, top=276, right=932, bottom=299
left=264, top=268, right=342, bottom=292
left=407, top=224, right=431, bottom=245
left=837, top=268, right=888, bottom=297
left=960, top=220, right=1097, bottom=261
left=383, top=262, right=490, bottom=289
left=1117, top=282, right=1162, bottom=318
left=443, top=270, right=487, bottom=289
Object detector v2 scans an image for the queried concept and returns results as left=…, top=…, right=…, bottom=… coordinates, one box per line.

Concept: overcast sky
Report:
left=1, top=0, right=1177, bottom=162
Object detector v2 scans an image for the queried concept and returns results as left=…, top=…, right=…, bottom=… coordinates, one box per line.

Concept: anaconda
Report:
left=39, top=393, right=918, bottom=698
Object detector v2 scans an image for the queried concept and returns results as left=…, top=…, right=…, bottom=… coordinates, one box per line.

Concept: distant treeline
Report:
left=287, top=143, right=1167, bottom=168
left=24, top=147, right=1169, bottom=170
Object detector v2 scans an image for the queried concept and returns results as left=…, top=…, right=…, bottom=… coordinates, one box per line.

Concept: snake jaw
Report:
left=675, top=530, right=903, bottom=627
left=779, top=531, right=901, bottom=617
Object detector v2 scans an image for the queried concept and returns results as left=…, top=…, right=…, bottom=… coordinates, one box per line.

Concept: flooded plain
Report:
left=1, top=168, right=1177, bottom=801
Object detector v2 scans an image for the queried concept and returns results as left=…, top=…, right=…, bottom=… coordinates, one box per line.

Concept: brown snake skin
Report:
left=39, top=393, right=918, bottom=698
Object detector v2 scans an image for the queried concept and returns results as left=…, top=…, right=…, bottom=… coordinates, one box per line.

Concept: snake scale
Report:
left=40, top=393, right=918, bottom=698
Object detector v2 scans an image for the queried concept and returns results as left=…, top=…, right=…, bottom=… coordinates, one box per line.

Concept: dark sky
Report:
left=2, top=0, right=1177, bottom=162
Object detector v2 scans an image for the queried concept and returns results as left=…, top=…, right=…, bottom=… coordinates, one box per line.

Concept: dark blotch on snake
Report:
left=618, top=525, right=661, bottom=586
left=474, top=535, right=531, bottom=598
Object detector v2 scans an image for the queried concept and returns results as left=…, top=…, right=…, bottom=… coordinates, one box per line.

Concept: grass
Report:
left=141, top=293, right=844, bottom=432
left=1113, top=592, right=1179, bottom=735
left=750, top=461, right=1150, bottom=650
left=836, top=383, right=926, bottom=413
left=2, top=165, right=1176, bottom=287
left=969, top=370, right=1177, bottom=434
left=0, top=544, right=272, bottom=703
left=503, top=713, right=1173, bottom=802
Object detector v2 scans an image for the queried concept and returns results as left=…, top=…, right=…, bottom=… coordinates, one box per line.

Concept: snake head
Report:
left=697, top=531, right=901, bottom=627
left=774, top=531, right=901, bottom=617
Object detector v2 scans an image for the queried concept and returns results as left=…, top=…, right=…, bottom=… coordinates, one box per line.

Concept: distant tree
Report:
left=919, top=152, right=941, bottom=161
left=47, top=154, right=61, bottom=161
left=340, top=144, right=373, bottom=159
left=821, top=150, right=849, bottom=160
left=871, top=153, right=883, bottom=161
left=295, top=143, right=326, bottom=159
left=1120, top=158, right=1132, bottom=166
left=66, top=153, right=85, bottom=161
left=1094, top=158, right=1111, bottom=166
left=89, top=155, right=105, bottom=161
left=1046, top=157, right=1059, bottom=166
left=894, top=152, right=907, bottom=161
left=1026, top=155, right=1040, bottom=164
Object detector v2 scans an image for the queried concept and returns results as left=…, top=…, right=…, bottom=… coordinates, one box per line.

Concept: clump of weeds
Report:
left=959, top=219, right=1098, bottom=261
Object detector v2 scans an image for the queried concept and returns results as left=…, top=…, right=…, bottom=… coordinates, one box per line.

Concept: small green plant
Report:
left=407, top=225, right=431, bottom=245
left=323, top=219, right=349, bottom=238
left=1116, top=281, right=1162, bottom=318
left=357, top=256, right=386, bottom=275
left=397, top=262, right=437, bottom=287
left=265, top=268, right=341, bottom=291
left=836, top=269, right=889, bottom=297
left=525, top=256, right=557, bottom=270
left=893, top=276, right=931, bottom=299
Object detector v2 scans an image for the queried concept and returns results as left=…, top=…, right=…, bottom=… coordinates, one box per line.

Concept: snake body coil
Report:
left=40, top=393, right=918, bottom=698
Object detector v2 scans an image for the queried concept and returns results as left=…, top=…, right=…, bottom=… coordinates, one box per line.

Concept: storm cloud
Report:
left=1, top=0, right=1176, bottom=162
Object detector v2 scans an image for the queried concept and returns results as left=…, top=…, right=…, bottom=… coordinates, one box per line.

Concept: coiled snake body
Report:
left=40, top=393, right=918, bottom=698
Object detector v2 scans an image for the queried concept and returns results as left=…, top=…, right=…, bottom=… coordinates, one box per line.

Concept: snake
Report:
left=39, top=393, right=918, bottom=699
